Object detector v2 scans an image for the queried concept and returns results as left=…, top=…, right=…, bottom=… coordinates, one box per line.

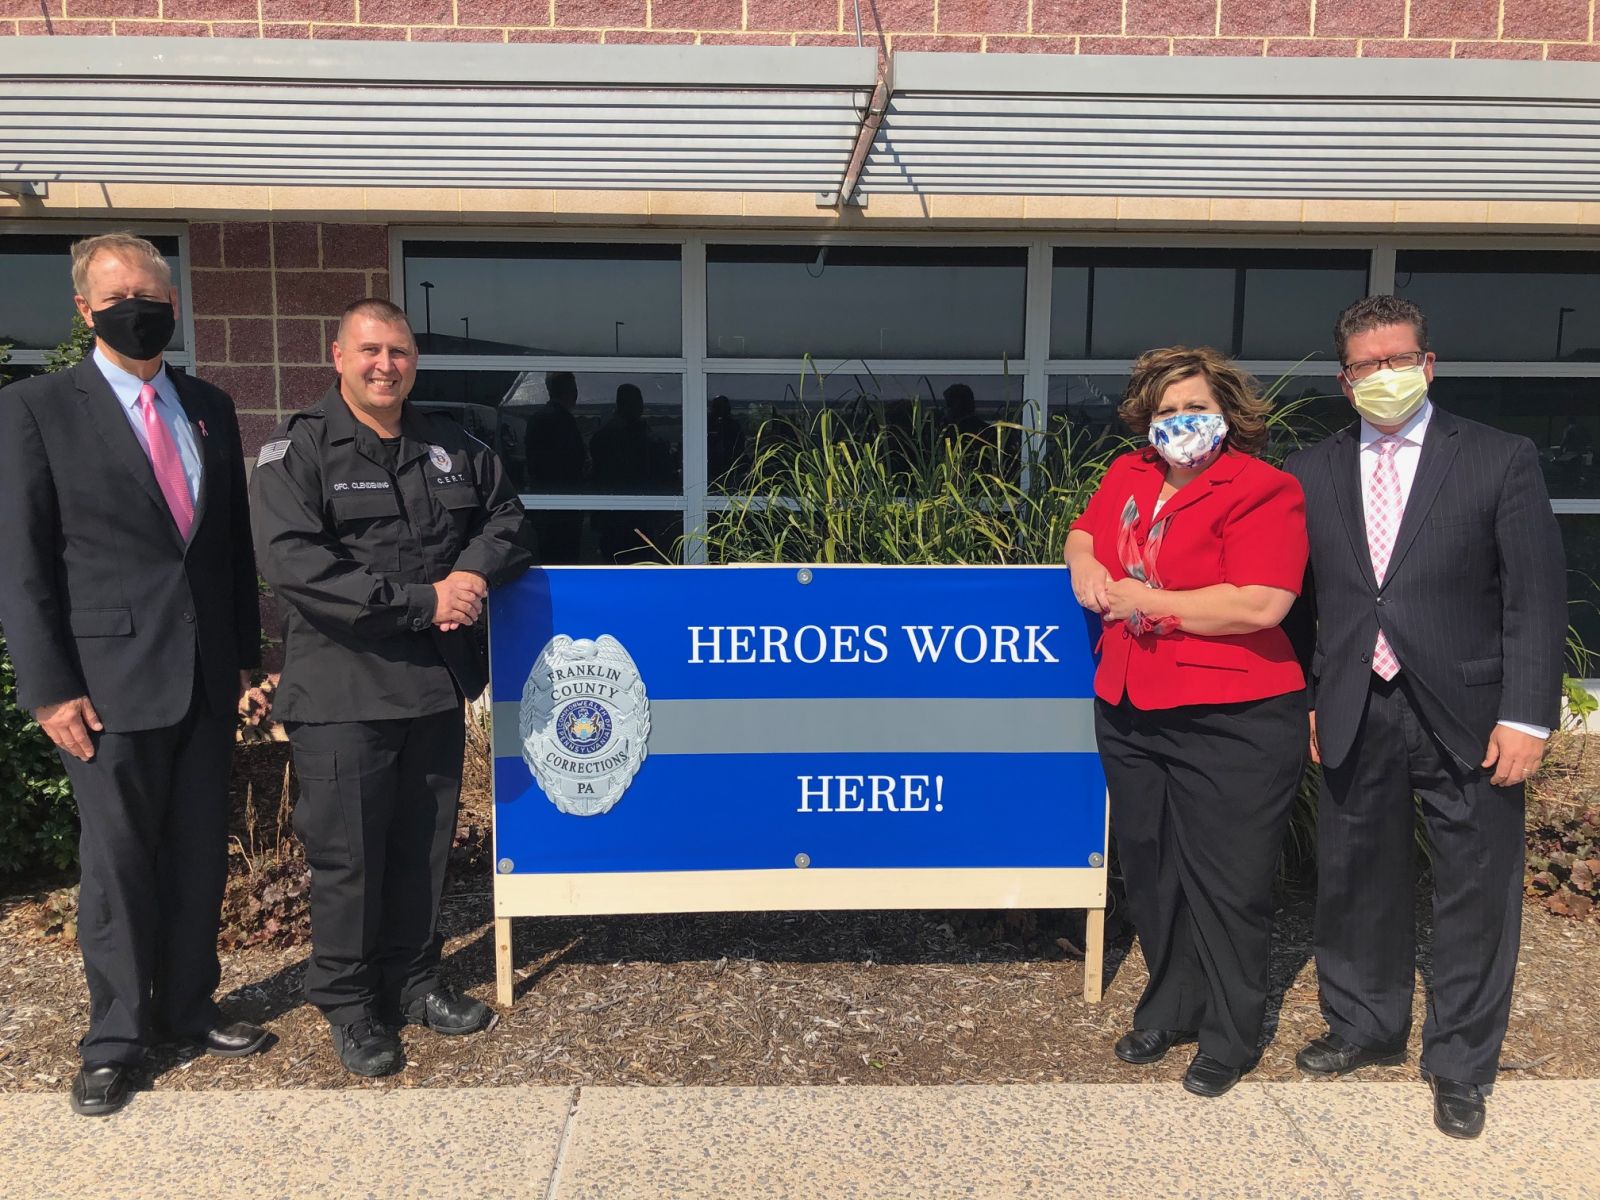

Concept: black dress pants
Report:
left=287, top=708, right=465, bottom=1025
left=61, top=677, right=233, bottom=1066
left=1315, top=674, right=1525, bottom=1087
left=1096, top=689, right=1305, bottom=1069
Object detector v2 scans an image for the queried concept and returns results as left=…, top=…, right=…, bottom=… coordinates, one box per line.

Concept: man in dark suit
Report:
left=0, top=233, right=270, bottom=1116
left=1284, top=295, right=1566, bottom=1139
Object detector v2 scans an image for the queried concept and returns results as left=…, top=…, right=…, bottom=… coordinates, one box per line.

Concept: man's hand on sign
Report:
left=432, top=570, right=488, bottom=631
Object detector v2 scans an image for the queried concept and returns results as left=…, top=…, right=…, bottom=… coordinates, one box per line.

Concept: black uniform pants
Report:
left=1096, top=689, right=1305, bottom=1069
left=287, top=708, right=465, bottom=1025
left=1315, top=674, right=1525, bottom=1087
left=62, top=675, right=232, bottom=1066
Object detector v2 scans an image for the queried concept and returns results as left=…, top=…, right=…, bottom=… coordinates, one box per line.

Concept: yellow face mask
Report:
left=1349, top=365, right=1428, bottom=426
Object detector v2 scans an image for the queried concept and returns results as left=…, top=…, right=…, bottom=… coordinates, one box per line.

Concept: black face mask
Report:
left=90, top=296, right=176, bottom=360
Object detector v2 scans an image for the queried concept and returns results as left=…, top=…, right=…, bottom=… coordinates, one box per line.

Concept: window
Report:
left=707, top=245, right=1026, bottom=360
left=1558, top=515, right=1600, bottom=660
left=0, top=231, right=188, bottom=365
left=1394, top=250, right=1600, bottom=362
left=1427, top=377, right=1600, bottom=500
left=707, top=371, right=1027, bottom=492
left=1051, top=248, right=1368, bottom=361
left=401, top=241, right=681, bottom=357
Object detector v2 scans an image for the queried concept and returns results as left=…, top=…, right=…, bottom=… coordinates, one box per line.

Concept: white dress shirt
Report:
left=94, top=346, right=202, bottom=504
left=1357, top=397, right=1548, bottom=741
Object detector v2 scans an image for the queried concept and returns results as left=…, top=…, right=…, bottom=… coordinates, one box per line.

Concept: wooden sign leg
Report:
left=495, top=916, right=515, bottom=1009
left=1081, top=906, right=1105, bottom=1003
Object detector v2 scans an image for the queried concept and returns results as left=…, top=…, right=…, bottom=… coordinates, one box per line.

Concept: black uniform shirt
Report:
left=250, top=386, right=536, bottom=723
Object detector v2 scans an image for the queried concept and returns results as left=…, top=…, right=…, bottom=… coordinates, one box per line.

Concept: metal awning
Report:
left=3, top=38, right=1600, bottom=201
left=0, top=40, right=877, bottom=193
left=870, top=54, right=1600, bottom=199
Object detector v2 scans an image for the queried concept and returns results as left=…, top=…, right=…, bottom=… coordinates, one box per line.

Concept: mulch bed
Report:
left=2, top=731, right=1598, bottom=1093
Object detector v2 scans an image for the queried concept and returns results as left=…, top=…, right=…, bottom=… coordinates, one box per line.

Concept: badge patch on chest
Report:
left=428, top=444, right=453, bottom=473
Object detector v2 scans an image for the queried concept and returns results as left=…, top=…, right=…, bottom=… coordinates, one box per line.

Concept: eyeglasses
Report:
left=1341, top=351, right=1427, bottom=381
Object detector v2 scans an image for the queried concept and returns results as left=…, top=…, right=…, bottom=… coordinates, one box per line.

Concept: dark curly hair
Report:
left=1118, top=345, right=1271, bottom=457
left=1333, top=295, right=1429, bottom=365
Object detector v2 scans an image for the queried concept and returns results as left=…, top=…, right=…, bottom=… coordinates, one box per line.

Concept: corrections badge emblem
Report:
left=519, top=635, right=650, bottom=817
left=428, top=444, right=453, bottom=473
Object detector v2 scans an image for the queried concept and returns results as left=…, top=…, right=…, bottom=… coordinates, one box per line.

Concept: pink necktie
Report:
left=1367, top=436, right=1402, bottom=680
left=138, top=383, right=194, bottom=540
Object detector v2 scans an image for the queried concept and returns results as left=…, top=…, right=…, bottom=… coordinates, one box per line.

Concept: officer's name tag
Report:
left=332, top=480, right=391, bottom=492
left=257, top=439, right=291, bottom=466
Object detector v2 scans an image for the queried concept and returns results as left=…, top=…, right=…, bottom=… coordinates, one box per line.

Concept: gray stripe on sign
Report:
left=495, top=698, right=1095, bottom=757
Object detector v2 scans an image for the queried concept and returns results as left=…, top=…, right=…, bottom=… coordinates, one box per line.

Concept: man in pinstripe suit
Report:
left=1283, top=295, right=1565, bottom=1139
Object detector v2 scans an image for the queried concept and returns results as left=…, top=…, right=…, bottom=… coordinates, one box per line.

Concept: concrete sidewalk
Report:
left=1, top=1080, right=1592, bottom=1199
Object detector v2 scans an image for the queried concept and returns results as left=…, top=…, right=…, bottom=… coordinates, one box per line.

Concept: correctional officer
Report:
left=250, top=298, right=535, bottom=1077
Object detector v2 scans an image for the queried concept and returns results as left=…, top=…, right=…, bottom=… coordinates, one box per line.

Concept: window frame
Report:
left=392, top=227, right=1600, bottom=586
left=0, top=220, right=196, bottom=370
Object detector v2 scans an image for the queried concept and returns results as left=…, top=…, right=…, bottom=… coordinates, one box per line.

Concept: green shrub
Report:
left=0, top=318, right=91, bottom=885
left=0, top=632, right=79, bottom=881
left=694, top=367, right=1120, bottom=567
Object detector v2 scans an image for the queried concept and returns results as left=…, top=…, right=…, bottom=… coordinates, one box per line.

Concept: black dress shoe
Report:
left=1113, top=1028, right=1196, bottom=1065
left=331, top=1018, right=404, bottom=1077
left=1182, top=1051, right=1254, bottom=1098
left=1295, top=1031, right=1407, bottom=1076
left=200, top=1020, right=272, bottom=1058
left=402, top=986, right=492, bottom=1036
left=70, top=1063, right=133, bottom=1117
left=1429, top=1076, right=1486, bottom=1139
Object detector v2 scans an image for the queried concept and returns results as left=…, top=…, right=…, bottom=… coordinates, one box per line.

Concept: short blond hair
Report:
left=70, top=233, right=172, bottom=297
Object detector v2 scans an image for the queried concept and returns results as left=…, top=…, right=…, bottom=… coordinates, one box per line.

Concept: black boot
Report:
left=402, top=986, right=492, bottom=1036
left=331, top=1017, right=404, bottom=1077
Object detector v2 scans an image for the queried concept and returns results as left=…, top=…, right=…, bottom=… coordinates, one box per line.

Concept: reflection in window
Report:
left=1046, top=374, right=1127, bottom=446
left=1050, top=248, right=1366, bottom=360
left=1395, top=251, right=1600, bottom=363
left=401, top=241, right=681, bottom=357
left=706, top=245, right=1026, bottom=360
left=0, top=234, right=186, bottom=351
left=1045, top=372, right=1343, bottom=462
left=1558, top=515, right=1600, bottom=671
left=412, top=369, right=682, bottom=500
left=707, top=372, right=1027, bottom=491
left=527, top=510, right=682, bottom=566
left=1428, top=376, right=1600, bottom=500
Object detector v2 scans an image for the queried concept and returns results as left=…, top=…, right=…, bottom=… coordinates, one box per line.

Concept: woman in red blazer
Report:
left=1065, top=346, right=1308, bottom=1097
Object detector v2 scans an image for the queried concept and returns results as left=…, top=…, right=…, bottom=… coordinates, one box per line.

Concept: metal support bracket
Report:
left=0, top=181, right=48, bottom=198
left=827, top=48, right=892, bottom=212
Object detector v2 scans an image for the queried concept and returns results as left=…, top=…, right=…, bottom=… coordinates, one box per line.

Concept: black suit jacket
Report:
left=1284, top=407, right=1566, bottom=771
left=0, top=358, right=260, bottom=732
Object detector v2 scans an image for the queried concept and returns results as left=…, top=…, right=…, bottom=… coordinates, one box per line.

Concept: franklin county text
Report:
left=688, top=624, right=1060, bottom=665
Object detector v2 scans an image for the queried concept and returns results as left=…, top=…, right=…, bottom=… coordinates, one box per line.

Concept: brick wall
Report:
left=3, top=1, right=1597, bottom=59
left=188, top=220, right=389, bottom=452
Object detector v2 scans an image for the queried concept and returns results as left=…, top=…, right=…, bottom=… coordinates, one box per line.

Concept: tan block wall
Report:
left=7, top=184, right=1600, bottom=235
left=1, top=1, right=1596, bottom=59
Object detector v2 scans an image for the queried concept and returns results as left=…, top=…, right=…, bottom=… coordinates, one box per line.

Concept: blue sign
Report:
left=488, top=566, right=1106, bottom=878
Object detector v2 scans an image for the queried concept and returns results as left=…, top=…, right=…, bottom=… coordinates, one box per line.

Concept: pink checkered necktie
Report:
left=137, top=382, right=194, bottom=540
left=1367, top=435, right=1402, bottom=680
